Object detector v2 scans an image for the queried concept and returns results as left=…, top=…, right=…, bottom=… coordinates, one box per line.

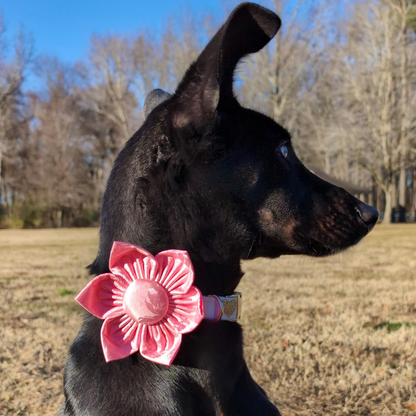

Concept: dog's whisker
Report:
left=246, top=230, right=260, bottom=259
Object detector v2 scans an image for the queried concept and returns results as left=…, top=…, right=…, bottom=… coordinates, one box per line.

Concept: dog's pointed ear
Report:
left=173, top=3, right=281, bottom=125
left=143, top=89, right=172, bottom=119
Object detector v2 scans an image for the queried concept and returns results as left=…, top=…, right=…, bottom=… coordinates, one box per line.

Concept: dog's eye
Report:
left=278, top=145, right=288, bottom=158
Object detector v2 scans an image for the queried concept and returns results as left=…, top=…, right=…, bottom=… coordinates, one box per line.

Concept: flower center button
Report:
left=124, top=280, right=169, bottom=325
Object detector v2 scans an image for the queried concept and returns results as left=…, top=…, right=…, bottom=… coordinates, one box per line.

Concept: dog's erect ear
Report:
left=173, top=2, right=281, bottom=123
left=143, top=89, right=172, bottom=119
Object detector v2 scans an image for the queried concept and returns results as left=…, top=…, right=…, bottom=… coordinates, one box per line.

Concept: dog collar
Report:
left=203, top=293, right=242, bottom=322
left=76, top=242, right=242, bottom=366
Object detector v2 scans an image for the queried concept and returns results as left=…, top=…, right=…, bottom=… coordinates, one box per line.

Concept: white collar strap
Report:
left=202, top=292, right=242, bottom=322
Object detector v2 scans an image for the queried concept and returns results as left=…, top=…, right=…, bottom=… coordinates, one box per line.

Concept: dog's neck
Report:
left=191, top=256, right=243, bottom=297
left=94, top=229, right=244, bottom=297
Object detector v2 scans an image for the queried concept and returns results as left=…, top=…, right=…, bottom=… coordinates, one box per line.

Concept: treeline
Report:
left=0, top=0, right=416, bottom=228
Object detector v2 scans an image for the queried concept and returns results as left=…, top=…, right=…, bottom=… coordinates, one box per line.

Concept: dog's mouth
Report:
left=251, top=206, right=377, bottom=259
left=295, top=212, right=376, bottom=257
left=290, top=192, right=379, bottom=258
left=297, top=233, right=342, bottom=257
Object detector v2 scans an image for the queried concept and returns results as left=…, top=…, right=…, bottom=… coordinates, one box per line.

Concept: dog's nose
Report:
left=356, top=202, right=379, bottom=230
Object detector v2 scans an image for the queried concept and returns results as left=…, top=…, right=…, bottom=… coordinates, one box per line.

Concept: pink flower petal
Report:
left=77, top=243, right=205, bottom=366
left=165, top=286, right=204, bottom=334
left=140, top=323, right=182, bottom=366
left=155, top=250, right=194, bottom=295
left=109, top=242, right=159, bottom=284
left=75, top=273, right=126, bottom=319
left=101, top=314, right=143, bottom=362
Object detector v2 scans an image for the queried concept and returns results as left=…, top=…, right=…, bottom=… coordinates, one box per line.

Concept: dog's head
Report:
left=94, top=3, right=378, bottom=285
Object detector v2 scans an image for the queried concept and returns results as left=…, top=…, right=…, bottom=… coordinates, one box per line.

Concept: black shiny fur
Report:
left=60, top=3, right=378, bottom=415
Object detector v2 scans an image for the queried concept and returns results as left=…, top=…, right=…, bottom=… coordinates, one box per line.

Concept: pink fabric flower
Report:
left=76, top=242, right=203, bottom=366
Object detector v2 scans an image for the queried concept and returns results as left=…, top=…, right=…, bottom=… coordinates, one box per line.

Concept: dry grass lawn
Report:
left=0, top=225, right=415, bottom=415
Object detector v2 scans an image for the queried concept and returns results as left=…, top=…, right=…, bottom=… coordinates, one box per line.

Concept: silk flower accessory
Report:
left=76, top=242, right=203, bottom=366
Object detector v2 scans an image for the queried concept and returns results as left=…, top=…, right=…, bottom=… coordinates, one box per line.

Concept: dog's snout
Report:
left=356, top=202, right=379, bottom=230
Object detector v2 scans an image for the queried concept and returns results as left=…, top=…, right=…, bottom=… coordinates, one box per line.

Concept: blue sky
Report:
left=2, top=0, right=305, bottom=92
left=2, top=0, right=227, bottom=64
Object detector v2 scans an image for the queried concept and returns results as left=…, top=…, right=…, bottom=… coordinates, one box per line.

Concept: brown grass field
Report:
left=0, top=225, right=415, bottom=415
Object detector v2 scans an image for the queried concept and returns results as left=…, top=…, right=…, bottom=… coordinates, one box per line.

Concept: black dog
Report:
left=60, top=3, right=378, bottom=415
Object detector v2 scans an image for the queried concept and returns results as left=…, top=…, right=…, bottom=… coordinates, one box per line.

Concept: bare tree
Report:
left=27, top=57, right=93, bottom=227
left=331, top=0, right=416, bottom=223
left=0, top=13, right=32, bottom=225
left=2, top=1, right=415, bottom=228
left=76, top=31, right=171, bottom=207
left=237, top=0, right=342, bottom=171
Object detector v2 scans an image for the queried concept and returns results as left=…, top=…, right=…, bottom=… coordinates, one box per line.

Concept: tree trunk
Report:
left=93, top=167, right=104, bottom=211
left=412, top=169, right=416, bottom=222
left=377, top=184, right=383, bottom=213
left=398, top=167, right=406, bottom=222
left=1, top=181, right=12, bottom=228
left=55, top=209, right=63, bottom=228
left=391, top=178, right=397, bottom=223
left=368, top=179, right=374, bottom=207
left=324, top=154, right=331, bottom=175
left=398, top=2, right=408, bottom=224
left=0, top=148, right=11, bottom=226
left=384, top=188, right=393, bottom=225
